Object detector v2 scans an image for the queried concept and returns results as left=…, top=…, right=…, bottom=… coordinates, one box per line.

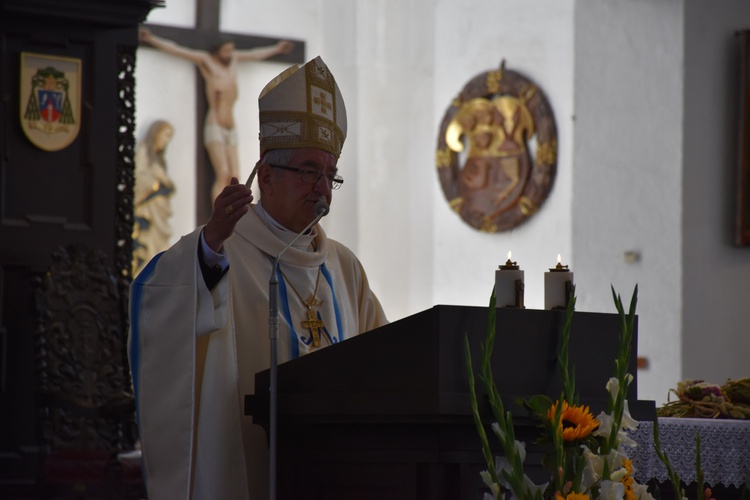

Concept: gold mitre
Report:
left=258, top=56, right=347, bottom=158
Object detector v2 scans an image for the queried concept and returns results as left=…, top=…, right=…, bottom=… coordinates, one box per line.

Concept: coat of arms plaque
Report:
left=20, top=52, right=82, bottom=152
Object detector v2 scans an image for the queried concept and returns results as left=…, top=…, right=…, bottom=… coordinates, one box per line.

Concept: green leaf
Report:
left=519, top=394, right=554, bottom=416
left=464, top=333, right=499, bottom=487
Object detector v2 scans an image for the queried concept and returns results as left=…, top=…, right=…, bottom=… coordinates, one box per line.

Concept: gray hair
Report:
left=262, top=148, right=296, bottom=166
left=250, top=148, right=297, bottom=197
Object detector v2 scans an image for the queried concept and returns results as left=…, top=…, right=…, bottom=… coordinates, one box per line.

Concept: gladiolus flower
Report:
left=600, top=480, right=625, bottom=500
left=632, top=482, right=655, bottom=500
left=595, top=410, right=638, bottom=448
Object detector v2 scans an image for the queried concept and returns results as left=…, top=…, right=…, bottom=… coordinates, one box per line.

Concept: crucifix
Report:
left=301, top=308, right=326, bottom=348
left=140, top=1, right=305, bottom=223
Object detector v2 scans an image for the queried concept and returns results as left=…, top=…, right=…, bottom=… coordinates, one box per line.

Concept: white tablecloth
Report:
left=627, top=417, right=750, bottom=488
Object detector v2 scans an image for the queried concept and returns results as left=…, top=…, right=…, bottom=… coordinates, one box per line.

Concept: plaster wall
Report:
left=573, top=0, right=685, bottom=404
left=682, top=0, right=750, bottom=387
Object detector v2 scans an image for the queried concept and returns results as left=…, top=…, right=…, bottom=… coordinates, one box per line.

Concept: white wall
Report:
left=573, top=0, right=750, bottom=404
left=573, top=0, right=685, bottom=405
left=682, top=0, right=750, bottom=386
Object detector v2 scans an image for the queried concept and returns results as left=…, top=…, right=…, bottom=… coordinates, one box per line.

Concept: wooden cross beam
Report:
left=141, top=2, right=305, bottom=223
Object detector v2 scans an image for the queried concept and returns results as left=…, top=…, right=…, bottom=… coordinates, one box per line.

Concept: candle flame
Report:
left=508, top=251, right=512, bottom=260
left=557, top=253, right=562, bottom=264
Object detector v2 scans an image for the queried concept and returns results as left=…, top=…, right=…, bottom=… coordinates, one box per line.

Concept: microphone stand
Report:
left=268, top=201, right=328, bottom=500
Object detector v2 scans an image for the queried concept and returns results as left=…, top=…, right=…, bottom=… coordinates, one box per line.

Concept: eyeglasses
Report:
left=270, top=164, right=344, bottom=190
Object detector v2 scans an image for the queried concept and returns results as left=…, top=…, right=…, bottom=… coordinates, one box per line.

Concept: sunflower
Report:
left=555, top=492, right=590, bottom=500
left=547, top=400, right=599, bottom=441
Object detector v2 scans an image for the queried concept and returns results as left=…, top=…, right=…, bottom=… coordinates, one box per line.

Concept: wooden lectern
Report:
left=248, top=305, right=656, bottom=499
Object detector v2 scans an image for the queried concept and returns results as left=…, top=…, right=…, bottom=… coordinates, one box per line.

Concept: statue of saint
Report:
left=139, top=27, right=294, bottom=201
left=133, top=120, right=176, bottom=277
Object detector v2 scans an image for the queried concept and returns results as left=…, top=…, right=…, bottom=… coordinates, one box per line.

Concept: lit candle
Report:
left=495, top=251, right=525, bottom=308
left=544, top=253, right=574, bottom=310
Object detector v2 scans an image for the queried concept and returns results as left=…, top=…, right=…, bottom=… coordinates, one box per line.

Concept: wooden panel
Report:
left=2, top=34, right=96, bottom=232
left=0, top=1, right=156, bottom=493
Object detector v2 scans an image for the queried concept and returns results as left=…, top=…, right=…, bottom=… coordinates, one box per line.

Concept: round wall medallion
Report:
left=436, top=62, right=557, bottom=232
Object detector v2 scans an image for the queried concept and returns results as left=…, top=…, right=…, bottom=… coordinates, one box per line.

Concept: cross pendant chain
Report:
left=305, top=294, right=322, bottom=307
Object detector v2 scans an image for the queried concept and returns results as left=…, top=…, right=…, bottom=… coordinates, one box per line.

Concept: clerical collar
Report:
left=253, top=203, right=317, bottom=249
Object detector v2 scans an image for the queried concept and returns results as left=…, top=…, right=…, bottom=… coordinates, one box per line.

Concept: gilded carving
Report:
left=536, top=139, right=557, bottom=166
left=435, top=147, right=454, bottom=169
left=435, top=61, right=557, bottom=232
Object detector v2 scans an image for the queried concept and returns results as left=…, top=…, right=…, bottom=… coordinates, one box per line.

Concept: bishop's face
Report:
left=259, top=147, right=337, bottom=233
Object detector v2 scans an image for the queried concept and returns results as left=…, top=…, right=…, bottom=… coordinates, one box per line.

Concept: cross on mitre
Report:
left=314, top=64, right=329, bottom=80
left=312, top=88, right=333, bottom=117
left=318, top=128, right=332, bottom=141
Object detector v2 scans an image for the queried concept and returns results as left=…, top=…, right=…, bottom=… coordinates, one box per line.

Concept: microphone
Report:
left=267, top=196, right=327, bottom=500
left=314, top=198, right=329, bottom=218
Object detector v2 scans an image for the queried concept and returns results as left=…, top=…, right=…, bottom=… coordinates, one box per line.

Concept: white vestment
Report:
left=129, top=206, right=387, bottom=499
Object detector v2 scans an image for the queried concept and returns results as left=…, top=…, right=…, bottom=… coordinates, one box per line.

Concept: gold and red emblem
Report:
left=436, top=61, right=557, bottom=232
left=20, top=52, right=82, bottom=152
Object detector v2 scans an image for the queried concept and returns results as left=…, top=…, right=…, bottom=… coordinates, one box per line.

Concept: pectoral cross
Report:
left=301, top=308, right=325, bottom=348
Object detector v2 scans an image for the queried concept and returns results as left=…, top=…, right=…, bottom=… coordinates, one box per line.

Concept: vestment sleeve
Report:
left=355, top=259, right=388, bottom=333
left=128, top=227, right=229, bottom=499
